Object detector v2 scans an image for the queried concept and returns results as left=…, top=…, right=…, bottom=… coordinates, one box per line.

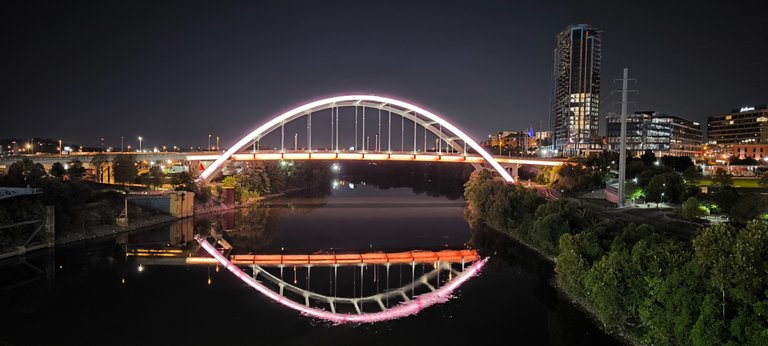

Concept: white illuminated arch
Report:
left=198, top=95, right=515, bottom=183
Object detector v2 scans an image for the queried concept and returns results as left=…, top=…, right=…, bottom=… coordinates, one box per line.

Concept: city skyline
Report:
left=2, top=1, right=767, bottom=149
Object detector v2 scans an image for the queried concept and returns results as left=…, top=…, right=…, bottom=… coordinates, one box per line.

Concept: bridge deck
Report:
left=185, top=249, right=480, bottom=266
left=186, top=151, right=564, bottom=166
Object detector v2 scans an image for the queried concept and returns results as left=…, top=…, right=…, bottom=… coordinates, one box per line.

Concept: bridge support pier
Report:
left=506, top=163, right=521, bottom=180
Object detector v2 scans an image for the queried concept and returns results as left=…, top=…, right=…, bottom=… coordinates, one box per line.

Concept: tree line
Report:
left=464, top=170, right=768, bottom=345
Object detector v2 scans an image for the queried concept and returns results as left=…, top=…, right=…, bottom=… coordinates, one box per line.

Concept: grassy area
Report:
left=699, top=178, right=760, bottom=188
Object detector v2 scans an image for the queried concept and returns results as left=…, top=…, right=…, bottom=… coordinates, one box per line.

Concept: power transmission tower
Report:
left=614, top=68, right=637, bottom=207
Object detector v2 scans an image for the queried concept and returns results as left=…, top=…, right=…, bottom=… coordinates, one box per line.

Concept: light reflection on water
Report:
left=0, top=184, right=617, bottom=346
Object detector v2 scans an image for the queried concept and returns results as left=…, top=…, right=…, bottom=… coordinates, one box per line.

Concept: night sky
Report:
left=2, top=0, right=767, bottom=150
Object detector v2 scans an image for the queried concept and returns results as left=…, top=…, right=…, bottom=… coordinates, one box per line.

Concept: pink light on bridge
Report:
left=197, top=95, right=515, bottom=183
left=195, top=235, right=487, bottom=324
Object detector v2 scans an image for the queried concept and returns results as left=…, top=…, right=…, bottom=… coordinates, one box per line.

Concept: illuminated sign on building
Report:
left=741, top=106, right=756, bottom=112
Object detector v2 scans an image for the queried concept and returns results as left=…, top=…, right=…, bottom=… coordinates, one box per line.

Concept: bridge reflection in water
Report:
left=185, top=234, right=486, bottom=324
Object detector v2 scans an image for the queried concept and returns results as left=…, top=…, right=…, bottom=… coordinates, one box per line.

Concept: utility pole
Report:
left=616, top=68, right=636, bottom=208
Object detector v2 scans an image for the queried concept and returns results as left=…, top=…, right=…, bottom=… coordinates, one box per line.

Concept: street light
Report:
left=208, top=134, right=211, bottom=151
left=138, top=136, right=143, bottom=152
left=216, top=136, right=219, bottom=151
left=294, top=133, right=298, bottom=150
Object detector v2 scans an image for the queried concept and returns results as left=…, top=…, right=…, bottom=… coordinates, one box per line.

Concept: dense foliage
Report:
left=465, top=170, right=768, bottom=345
left=0, top=158, right=120, bottom=237
left=342, top=161, right=472, bottom=200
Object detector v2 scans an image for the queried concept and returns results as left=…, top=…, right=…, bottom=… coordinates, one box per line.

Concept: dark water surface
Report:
left=0, top=184, right=617, bottom=346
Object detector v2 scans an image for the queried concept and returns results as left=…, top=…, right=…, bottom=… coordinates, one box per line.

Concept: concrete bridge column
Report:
left=506, top=163, right=521, bottom=180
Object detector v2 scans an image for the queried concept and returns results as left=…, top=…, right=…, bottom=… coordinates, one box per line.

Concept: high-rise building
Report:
left=706, top=105, right=768, bottom=146
left=550, top=24, right=602, bottom=156
left=606, top=111, right=703, bottom=157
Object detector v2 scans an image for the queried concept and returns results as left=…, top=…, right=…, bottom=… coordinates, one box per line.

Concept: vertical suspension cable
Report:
left=335, top=107, right=339, bottom=151
left=362, top=106, right=366, bottom=151
left=281, top=122, right=285, bottom=152
left=388, top=105, right=391, bottom=152
left=377, top=108, right=381, bottom=151
left=412, top=113, right=416, bottom=153
left=423, top=123, right=427, bottom=152
left=438, top=124, right=442, bottom=153
left=308, top=112, right=312, bottom=152
left=330, top=107, right=334, bottom=152
left=355, top=106, right=358, bottom=150
left=401, top=115, right=404, bottom=151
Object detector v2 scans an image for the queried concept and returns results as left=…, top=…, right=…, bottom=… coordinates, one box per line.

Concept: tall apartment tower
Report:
left=550, top=24, right=602, bottom=156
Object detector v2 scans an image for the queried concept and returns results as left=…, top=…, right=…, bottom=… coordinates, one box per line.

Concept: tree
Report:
left=729, top=221, right=768, bottom=305
left=147, top=165, right=163, bottom=189
left=639, top=262, right=704, bottom=346
left=683, top=166, right=703, bottom=186
left=556, top=234, right=590, bottom=298
left=646, top=174, right=667, bottom=207
left=7, top=158, right=47, bottom=186
left=583, top=249, right=638, bottom=331
left=693, top=223, right=737, bottom=321
left=641, top=150, right=657, bottom=167
left=712, top=168, right=733, bottom=187
left=265, top=162, right=286, bottom=193
left=690, top=294, right=728, bottom=345
left=681, top=197, right=707, bottom=222
left=237, top=161, right=271, bottom=195
left=759, top=173, right=768, bottom=187
left=171, top=171, right=196, bottom=191
left=66, top=159, right=86, bottom=180
left=113, top=154, right=138, bottom=184
left=49, top=162, right=66, bottom=178
left=729, top=156, right=758, bottom=166
left=90, top=154, right=108, bottom=183
left=645, top=172, right=685, bottom=206
left=728, top=193, right=768, bottom=224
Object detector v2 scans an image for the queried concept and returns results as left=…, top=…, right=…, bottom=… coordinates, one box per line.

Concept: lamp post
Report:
left=208, top=134, right=211, bottom=151
left=121, top=136, right=124, bottom=152
left=138, top=136, right=143, bottom=152
left=59, top=139, right=62, bottom=155
left=294, top=133, right=298, bottom=150
left=216, top=136, right=219, bottom=151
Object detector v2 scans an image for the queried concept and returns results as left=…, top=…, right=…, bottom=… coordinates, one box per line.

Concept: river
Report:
left=0, top=182, right=617, bottom=346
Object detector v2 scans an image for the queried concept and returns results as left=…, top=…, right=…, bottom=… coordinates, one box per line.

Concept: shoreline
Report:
left=20, top=190, right=298, bottom=252
left=468, top=209, right=638, bottom=346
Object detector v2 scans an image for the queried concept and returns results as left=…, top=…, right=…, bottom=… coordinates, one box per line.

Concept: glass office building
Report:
left=606, top=111, right=703, bottom=157
left=550, top=24, right=602, bottom=156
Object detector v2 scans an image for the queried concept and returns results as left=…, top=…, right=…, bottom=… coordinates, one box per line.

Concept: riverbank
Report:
left=466, top=206, right=637, bottom=346
left=464, top=170, right=768, bottom=345
left=464, top=171, right=646, bottom=345
left=54, top=188, right=300, bottom=249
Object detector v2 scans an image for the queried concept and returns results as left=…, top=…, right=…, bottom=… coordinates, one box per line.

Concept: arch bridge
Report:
left=197, top=95, right=563, bottom=183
